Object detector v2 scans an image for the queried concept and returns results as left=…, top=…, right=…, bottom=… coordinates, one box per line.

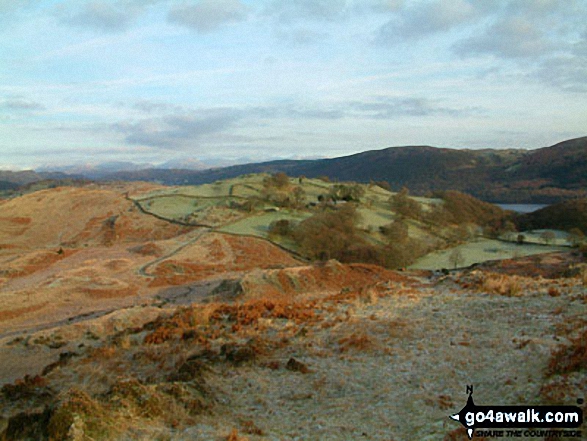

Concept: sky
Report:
left=0, top=0, right=586, bottom=170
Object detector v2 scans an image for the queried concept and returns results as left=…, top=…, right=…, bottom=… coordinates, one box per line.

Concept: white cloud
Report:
left=167, top=0, right=249, bottom=33
left=56, top=1, right=143, bottom=32
left=0, top=98, right=45, bottom=111
left=454, top=17, right=553, bottom=58
left=361, top=0, right=405, bottom=14
left=115, top=109, right=242, bottom=149
left=536, top=55, right=587, bottom=93
left=274, top=27, right=329, bottom=45
left=454, top=1, right=587, bottom=59
left=376, top=0, right=479, bottom=43
left=264, top=0, right=349, bottom=23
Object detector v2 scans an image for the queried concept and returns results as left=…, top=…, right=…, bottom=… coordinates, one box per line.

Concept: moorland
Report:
left=0, top=161, right=586, bottom=440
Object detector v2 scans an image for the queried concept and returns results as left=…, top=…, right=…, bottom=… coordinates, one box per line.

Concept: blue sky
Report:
left=1, top=0, right=586, bottom=169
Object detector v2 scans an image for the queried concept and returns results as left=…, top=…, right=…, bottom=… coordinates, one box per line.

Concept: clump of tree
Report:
left=567, top=228, right=585, bottom=247
left=494, top=220, right=518, bottom=241
left=328, top=183, right=365, bottom=202
left=268, top=201, right=425, bottom=269
left=390, top=187, right=422, bottom=220
left=379, top=219, right=427, bottom=268
left=263, top=172, right=290, bottom=189
left=268, top=219, right=293, bottom=238
left=516, top=198, right=587, bottom=233
left=431, top=190, right=507, bottom=226
left=540, top=230, right=556, bottom=245
left=373, top=180, right=391, bottom=191
left=291, top=204, right=362, bottom=261
left=290, top=186, right=306, bottom=209
left=260, top=172, right=307, bottom=209
left=379, top=219, right=408, bottom=243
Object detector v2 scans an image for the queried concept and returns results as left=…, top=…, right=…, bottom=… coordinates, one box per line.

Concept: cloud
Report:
left=348, top=97, right=476, bottom=118
left=254, top=98, right=479, bottom=120
left=274, top=27, right=329, bottom=45
left=168, top=0, right=249, bottom=33
left=132, top=100, right=184, bottom=114
left=0, top=0, right=40, bottom=14
left=0, top=0, right=43, bottom=28
left=58, top=1, right=142, bottom=32
left=115, top=97, right=472, bottom=151
left=535, top=32, right=587, bottom=93
left=455, top=16, right=554, bottom=59
left=1, top=98, right=45, bottom=111
left=253, top=104, right=345, bottom=120
left=115, top=109, right=242, bottom=149
left=376, top=0, right=479, bottom=44
left=264, top=0, right=348, bottom=23
left=453, top=1, right=587, bottom=59
left=361, top=0, right=405, bottom=14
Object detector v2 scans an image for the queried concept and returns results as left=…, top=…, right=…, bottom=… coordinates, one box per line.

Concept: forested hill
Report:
left=9, top=136, right=585, bottom=204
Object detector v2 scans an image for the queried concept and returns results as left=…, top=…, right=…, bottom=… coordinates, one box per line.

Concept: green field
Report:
left=502, top=229, right=572, bottom=247
left=133, top=174, right=404, bottom=230
left=218, top=211, right=312, bottom=237
left=130, top=173, right=575, bottom=270
left=410, top=238, right=567, bottom=270
left=139, top=195, right=201, bottom=219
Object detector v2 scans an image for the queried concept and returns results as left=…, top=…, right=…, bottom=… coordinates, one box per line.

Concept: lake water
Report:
left=496, top=203, right=548, bottom=213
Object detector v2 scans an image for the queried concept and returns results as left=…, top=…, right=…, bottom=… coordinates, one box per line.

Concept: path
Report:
left=138, top=227, right=211, bottom=277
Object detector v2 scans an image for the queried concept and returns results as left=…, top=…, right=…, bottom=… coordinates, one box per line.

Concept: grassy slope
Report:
left=410, top=239, right=567, bottom=270
left=132, top=174, right=572, bottom=268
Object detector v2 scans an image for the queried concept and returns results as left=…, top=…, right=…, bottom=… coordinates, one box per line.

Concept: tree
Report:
left=263, top=172, right=289, bottom=189
left=374, top=181, right=391, bottom=191
left=268, top=219, right=292, bottom=238
left=291, top=204, right=361, bottom=260
left=328, top=184, right=365, bottom=202
left=390, top=187, right=422, bottom=220
left=567, top=228, right=585, bottom=246
left=432, top=190, right=506, bottom=226
left=539, top=230, right=556, bottom=245
left=448, top=248, right=464, bottom=269
left=379, top=219, right=409, bottom=244
left=291, top=186, right=306, bottom=209
left=424, top=203, right=450, bottom=227
left=384, top=239, right=426, bottom=269
left=502, top=221, right=518, bottom=241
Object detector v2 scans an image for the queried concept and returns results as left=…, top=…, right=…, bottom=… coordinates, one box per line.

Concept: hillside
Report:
left=0, top=178, right=585, bottom=440
left=0, top=170, right=77, bottom=187
left=95, top=137, right=587, bottom=204
left=517, top=198, right=587, bottom=233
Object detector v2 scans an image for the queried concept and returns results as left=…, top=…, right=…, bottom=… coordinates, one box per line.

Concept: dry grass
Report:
left=546, top=328, right=587, bottom=377
left=1, top=374, right=49, bottom=402
left=0, top=302, right=49, bottom=322
left=337, top=332, right=375, bottom=353
left=459, top=271, right=528, bottom=297
left=47, top=389, right=110, bottom=440
left=226, top=428, right=249, bottom=441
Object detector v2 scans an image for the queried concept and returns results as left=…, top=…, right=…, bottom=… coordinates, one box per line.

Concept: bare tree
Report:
left=448, top=248, right=464, bottom=269
left=540, top=230, right=556, bottom=245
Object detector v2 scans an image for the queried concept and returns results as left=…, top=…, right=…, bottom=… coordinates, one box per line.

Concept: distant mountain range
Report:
left=99, top=137, right=586, bottom=203
left=0, top=170, right=77, bottom=191
left=2, top=137, right=586, bottom=203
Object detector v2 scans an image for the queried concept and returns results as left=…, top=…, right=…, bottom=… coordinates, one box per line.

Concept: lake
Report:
left=496, top=203, right=548, bottom=213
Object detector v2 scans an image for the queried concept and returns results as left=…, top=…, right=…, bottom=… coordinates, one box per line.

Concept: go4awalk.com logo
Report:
left=449, top=386, right=584, bottom=439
